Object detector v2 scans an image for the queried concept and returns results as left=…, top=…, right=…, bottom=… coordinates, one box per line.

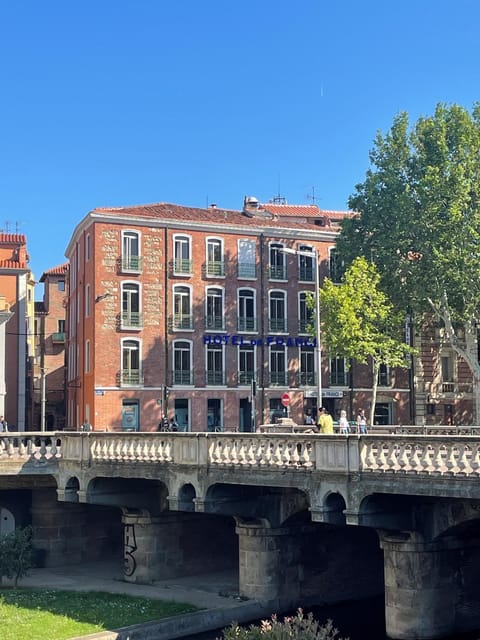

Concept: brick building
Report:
left=63, top=197, right=415, bottom=432
left=33, top=263, right=68, bottom=430
left=0, top=233, right=35, bottom=430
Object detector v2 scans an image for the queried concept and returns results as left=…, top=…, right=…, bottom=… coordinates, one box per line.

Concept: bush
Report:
left=0, top=525, right=34, bottom=587
left=219, top=609, right=347, bottom=640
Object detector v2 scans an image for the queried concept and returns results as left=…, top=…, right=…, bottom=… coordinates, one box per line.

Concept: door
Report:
left=121, top=401, right=139, bottom=431
left=239, top=398, right=253, bottom=432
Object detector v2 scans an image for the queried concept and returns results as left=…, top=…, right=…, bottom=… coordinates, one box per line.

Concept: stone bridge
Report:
left=2, top=430, right=480, bottom=640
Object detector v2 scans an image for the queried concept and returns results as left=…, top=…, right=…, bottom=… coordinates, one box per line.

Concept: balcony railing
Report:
left=205, top=315, right=225, bottom=331
left=171, top=314, right=193, bottom=331
left=120, top=370, right=143, bottom=386
left=330, top=373, right=350, bottom=386
left=51, top=332, right=65, bottom=344
left=120, top=256, right=143, bottom=273
left=121, top=312, right=143, bottom=329
left=173, top=259, right=192, bottom=275
left=237, top=316, right=257, bottom=332
left=268, top=265, right=287, bottom=280
left=206, top=371, right=225, bottom=385
left=238, top=370, right=255, bottom=384
left=299, top=265, right=315, bottom=282
left=442, top=382, right=455, bottom=393
left=269, top=318, right=287, bottom=333
left=172, top=370, right=194, bottom=385
left=206, top=261, right=225, bottom=277
left=238, top=263, right=256, bottom=278
left=298, top=319, right=313, bottom=334
left=298, top=372, right=316, bottom=386
left=269, top=372, right=287, bottom=386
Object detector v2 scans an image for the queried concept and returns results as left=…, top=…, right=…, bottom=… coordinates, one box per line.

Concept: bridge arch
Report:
left=85, top=476, right=169, bottom=516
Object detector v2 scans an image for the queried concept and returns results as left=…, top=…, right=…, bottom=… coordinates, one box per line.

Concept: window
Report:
left=121, top=339, right=142, bottom=385
left=206, top=344, right=224, bottom=385
left=299, top=346, right=315, bottom=386
left=330, top=357, right=349, bottom=386
left=206, top=287, right=224, bottom=330
left=238, top=239, right=256, bottom=278
left=269, top=291, right=287, bottom=332
left=238, top=289, right=256, bottom=331
left=269, top=243, right=286, bottom=280
left=85, top=284, right=91, bottom=317
left=85, top=340, right=91, bottom=373
left=173, top=340, right=193, bottom=385
left=58, top=320, right=65, bottom=333
left=86, top=234, right=91, bottom=261
left=238, top=345, right=255, bottom=384
left=122, top=283, right=142, bottom=329
left=378, top=363, right=391, bottom=386
left=298, top=245, right=315, bottom=282
left=299, top=292, right=313, bottom=333
left=329, top=248, right=344, bottom=284
left=441, top=354, right=455, bottom=392
left=206, top=238, right=225, bottom=277
left=173, top=285, right=192, bottom=330
left=122, top=231, right=142, bottom=272
left=270, top=345, right=286, bottom=386
left=174, top=235, right=192, bottom=275
left=58, top=280, right=65, bottom=292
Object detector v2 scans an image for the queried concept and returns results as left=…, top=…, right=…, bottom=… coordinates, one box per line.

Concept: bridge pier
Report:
left=236, top=521, right=302, bottom=607
left=380, top=532, right=460, bottom=639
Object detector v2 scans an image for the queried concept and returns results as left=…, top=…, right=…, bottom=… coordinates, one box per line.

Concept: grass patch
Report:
left=0, top=588, right=200, bottom=640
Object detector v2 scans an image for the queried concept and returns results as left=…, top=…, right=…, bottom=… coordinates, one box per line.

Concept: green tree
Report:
left=337, top=103, right=480, bottom=422
left=219, top=609, right=346, bottom=640
left=0, top=525, right=34, bottom=587
left=320, top=257, right=413, bottom=426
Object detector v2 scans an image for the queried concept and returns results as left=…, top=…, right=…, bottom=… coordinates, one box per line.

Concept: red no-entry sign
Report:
left=281, top=393, right=290, bottom=407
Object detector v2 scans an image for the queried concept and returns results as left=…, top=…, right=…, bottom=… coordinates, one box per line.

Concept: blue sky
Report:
left=1, top=0, right=479, bottom=295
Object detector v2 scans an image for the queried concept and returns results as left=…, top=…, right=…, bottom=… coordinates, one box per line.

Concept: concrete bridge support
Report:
left=380, top=533, right=460, bottom=640
left=236, top=522, right=302, bottom=607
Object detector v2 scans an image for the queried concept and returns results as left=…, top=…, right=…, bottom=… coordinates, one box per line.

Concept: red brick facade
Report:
left=64, top=200, right=416, bottom=431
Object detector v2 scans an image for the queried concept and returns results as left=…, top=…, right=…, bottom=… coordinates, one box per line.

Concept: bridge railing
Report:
left=0, top=432, right=62, bottom=466
left=55, top=431, right=480, bottom=477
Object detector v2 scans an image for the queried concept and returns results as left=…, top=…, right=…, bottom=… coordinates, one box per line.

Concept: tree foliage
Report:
left=219, top=609, right=346, bottom=640
left=0, top=526, right=34, bottom=587
left=337, top=102, right=480, bottom=421
left=320, top=257, right=413, bottom=425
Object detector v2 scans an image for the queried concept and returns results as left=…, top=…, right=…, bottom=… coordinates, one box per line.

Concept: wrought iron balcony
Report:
left=268, top=265, right=287, bottom=280
left=173, top=258, right=192, bottom=275
left=120, top=370, right=143, bottom=386
left=51, top=332, right=65, bottom=344
left=205, top=315, right=225, bottom=331
left=269, top=318, right=287, bottom=333
left=269, top=372, right=287, bottom=386
left=238, top=370, right=255, bottom=385
left=171, top=314, right=193, bottom=331
left=120, top=256, right=143, bottom=274
left=206, top=371, right=225, bottom=385
left=121, top=312, right=143, bottom=330
left=237, top=316, right=257, bottom=332
left=206, top=260, right=225, bottom=277
left=172, top=370, right=194, bottom=385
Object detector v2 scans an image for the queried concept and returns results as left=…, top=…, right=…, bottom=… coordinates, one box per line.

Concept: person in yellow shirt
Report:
left=317, top=407, right=334, bottom=434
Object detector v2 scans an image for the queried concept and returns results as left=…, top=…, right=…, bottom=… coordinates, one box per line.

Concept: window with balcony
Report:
left=122, top=231, right=142, bottom=273
left=121, top=339, right=142, bottom=385
left=238, top=288, right=256, bottom=331
left=269, top=290, right=287, bottom=333
left=238, top=239, right=256, bottom=278
left=378, top=363, right=391, bottom=386
left=299, top=292, right=313, bottom=334
left=330, top=357, right=349, bottom=386
left=122, top=283, right=142, bottom=329
left=173, top=235, right=192, bottom=275
left=441, top=354, right=455, bottom=392
left=173, top=285, right=193, bottom=330
left=299, top=346, right=315, bottom=386
left=52, top=320, right=65, bottom=343
left=173, top=340, right=193, bottom=385
left=329, top=248, right=344, bottom=284
left=206, top=344, right=224, bottom=385
left=269, top=243, right=286, bottom=280
left=238, top=345, right=255, bottom=384
left=206, top=238, right=225, bottom=277
left=206, top=287, right=224, bottom=330
left=298, top=245, right=315, bottom=282
left=270, top=345, right=286, bottom=386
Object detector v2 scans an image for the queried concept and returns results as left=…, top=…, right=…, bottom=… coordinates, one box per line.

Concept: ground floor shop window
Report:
left=207, top=399, right=223, bottom=431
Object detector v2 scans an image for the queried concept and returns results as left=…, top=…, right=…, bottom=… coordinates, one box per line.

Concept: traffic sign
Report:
left=281, top=392, right=290, bottom=407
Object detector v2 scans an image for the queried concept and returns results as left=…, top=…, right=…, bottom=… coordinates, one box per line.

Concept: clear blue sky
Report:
left=1, top=0, right=479, bottom=295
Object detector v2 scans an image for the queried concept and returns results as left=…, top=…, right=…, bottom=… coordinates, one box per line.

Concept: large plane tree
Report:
left=337, top=103, right=480, bottom=422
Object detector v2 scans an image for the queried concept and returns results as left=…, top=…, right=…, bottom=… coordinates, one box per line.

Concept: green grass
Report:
left=0, top=588, right=200, bottom=640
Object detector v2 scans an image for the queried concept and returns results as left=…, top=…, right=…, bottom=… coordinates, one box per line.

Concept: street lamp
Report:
left=281, top=247, right=322, bottom=411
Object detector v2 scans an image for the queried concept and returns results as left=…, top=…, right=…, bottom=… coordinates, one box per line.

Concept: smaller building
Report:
left=33, top=264, right=68, bottom=430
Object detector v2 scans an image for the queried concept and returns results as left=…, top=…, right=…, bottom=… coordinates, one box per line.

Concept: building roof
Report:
left=40, top=262, right=69, bottom=282
left=0, top=233, right=27, bottom=245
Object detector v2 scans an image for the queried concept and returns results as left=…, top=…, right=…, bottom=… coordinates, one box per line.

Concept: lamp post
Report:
left=281, top=247, right=322, bottom=412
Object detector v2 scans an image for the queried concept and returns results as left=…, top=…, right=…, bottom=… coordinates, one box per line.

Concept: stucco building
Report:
left=63, top=197, right=415, bottom=432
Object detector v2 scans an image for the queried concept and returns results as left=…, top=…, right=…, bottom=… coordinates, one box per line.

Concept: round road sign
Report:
left=281, top=392, right=290, bottom=407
